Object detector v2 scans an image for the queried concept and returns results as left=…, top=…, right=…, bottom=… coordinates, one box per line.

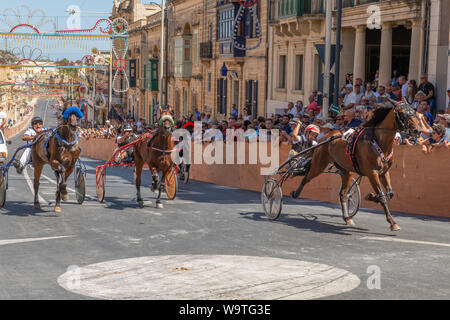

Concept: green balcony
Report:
left=278, top=0, right=324, bottom=19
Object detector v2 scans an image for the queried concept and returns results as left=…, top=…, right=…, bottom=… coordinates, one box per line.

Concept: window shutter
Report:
left=217, top=78, right=221, bottom=114
left=223, top=78, right=227, bottom=114
left=252, top=81, right=258, bottom=117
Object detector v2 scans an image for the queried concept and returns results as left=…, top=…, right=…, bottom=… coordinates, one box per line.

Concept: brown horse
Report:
left=32, top=113, right=80, bottom=212
left=290, top=100, right=424, bottom=231
left=134, top=109, right=175, bottom=208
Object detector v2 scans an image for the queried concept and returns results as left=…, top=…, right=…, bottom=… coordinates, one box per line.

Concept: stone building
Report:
left=267, top=0, right=450, bottom=114
left=161, top=0, right=269, bottom=120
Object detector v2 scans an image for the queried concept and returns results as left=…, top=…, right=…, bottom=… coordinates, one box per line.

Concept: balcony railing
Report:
left=278, top=0, right=324, bottom=19
left=343, top=0, right=380, bottom=7
left=200, top=41, right=212, bottom=59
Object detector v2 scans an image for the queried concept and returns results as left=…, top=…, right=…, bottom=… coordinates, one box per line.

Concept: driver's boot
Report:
left=13, top=160, right=24, bottom=174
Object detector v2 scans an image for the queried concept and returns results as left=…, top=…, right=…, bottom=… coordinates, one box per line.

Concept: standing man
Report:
left=398, top=75, right=408, bottom=101
left=418, top=74, right=435, bottom=116
left=13, top=117, right=48, bottom=174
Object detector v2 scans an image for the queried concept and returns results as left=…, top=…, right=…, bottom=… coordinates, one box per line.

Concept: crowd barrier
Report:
left=79, top=138, right=450, bottom=218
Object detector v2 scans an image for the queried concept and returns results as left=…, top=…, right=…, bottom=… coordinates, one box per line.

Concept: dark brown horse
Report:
left=290, top=101, right=424, bottom=231
left=134, top=109, right=175, bottom=208
left=32, top=113, right=80, bottom=212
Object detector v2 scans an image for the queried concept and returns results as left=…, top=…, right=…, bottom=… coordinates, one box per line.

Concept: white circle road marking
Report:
left=58, top=255, right=360, bottom=300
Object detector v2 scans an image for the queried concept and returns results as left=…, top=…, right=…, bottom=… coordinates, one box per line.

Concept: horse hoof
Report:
left=62, top=194, right=69, bottom=201
left=290, top=191, right=298, bottom=199
left=156, top=203, right=163, bottom=209
left=54, top=206, right=61, bottom=213
left=345, top=218, right=356, bottom=227
left=391, top=224, right=401, bottom=231
left=34, top=203, right=40, bottom=210
left=138, top=200, right=144, bottom=208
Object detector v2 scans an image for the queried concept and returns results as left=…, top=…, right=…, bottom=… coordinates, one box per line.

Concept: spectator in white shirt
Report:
left=343, top=84, right=363, bottom=111
left=398, top=75, right=408, bottom=101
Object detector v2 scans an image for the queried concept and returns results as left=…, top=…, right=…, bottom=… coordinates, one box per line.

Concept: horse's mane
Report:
left=363, top=107, right=394, bottom=127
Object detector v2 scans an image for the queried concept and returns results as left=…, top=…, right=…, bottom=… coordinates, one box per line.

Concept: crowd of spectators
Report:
left=74, top=72, right=450, bottom=154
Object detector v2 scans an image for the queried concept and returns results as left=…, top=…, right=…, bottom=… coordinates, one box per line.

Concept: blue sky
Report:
left=0, top=0, right=117, bottom=60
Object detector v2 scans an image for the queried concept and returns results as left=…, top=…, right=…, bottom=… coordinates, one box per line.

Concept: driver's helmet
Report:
left=305, top=124, right=320, bottom=135
left=31, top=116, right=43, bottom=125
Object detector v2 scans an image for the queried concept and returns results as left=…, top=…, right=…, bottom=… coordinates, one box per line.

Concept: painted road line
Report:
left=0, top=236, right=75, bottom=246
left=361, top=236, right=450, bottom=248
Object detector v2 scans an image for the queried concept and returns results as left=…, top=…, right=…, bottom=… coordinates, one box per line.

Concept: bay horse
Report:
left=290, top=100, right=424, bottom=231
left=32, top=112, right=80, bottom=212
left=134, top=109, right=175, bottom=208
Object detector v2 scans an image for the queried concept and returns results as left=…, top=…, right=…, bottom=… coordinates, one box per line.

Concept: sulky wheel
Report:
left=340, top=178, right=361, bottom=218
left=180, top=163, right=190, bottom=184
left=96, top=168, right=106, bottom=203
left=0, top=169, right=6, bottom=207
left=261, top=178, right=283, bottom=221
left=164, top=168, right=178, bottom=200
left=75, top=167, right=86, bottom=204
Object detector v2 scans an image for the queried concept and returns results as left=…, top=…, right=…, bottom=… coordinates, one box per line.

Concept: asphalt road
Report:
left=0, top=99, right=449, bottom=300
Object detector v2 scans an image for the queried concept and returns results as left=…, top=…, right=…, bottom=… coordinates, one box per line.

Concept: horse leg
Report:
left=339, top=171, right=356, bottom=227
left=60, top=165, right=74, bottom=202
left=33, top=164, right=43, bottom=209
left=135, top=158, right=144, bottom=207
left=151, top=167, right=160, bottom=192
left=51, top=160, right=64, bottom=212
left=380, top=169, right=394, bottom=201
left=155, top=171, right=164, bottom=209
left=367, top=171, right=400, bottom=231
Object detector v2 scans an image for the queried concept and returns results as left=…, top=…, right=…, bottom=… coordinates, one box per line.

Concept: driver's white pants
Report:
left=19, top=147, right=31, bottom=167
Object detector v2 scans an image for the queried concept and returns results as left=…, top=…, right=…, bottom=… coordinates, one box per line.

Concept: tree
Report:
left=0, top=50, right=18, bottom=64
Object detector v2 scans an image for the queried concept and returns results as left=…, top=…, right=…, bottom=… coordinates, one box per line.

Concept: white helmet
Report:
left=305, top=124, right=320, bottom=135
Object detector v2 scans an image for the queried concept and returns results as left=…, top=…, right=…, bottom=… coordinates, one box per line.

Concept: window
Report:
left=278, top=55, right=286, bottom=89
left=184, top=39, right=191, bottom=62
left=295, top=54, right=303, bottom=91
left=218, top=8, right=234, bottom=40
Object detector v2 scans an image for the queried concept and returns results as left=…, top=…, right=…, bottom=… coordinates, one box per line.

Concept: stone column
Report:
left=353, top=25, right=366, bottom=83
left=379, top=22, right=392, bottom=86
left=408, top=19, right=422, bottom=81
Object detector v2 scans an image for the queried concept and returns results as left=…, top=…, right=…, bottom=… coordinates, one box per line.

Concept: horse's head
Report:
left=67, top=113, right=78, bottom=129
left=159, top=111, right=174, bottom=134
left=392, top=98, right=422, bottom=140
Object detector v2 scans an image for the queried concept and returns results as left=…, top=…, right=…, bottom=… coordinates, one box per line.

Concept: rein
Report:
left=55, top=130, right=79, bottom=146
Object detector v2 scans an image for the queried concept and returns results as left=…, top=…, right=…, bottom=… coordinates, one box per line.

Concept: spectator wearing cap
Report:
left=318, top=122, right=335, bottom=140
left=418, top=74, right=436, bottom=115
left=413, top=90, right=426, bottom=110
left=301, top=113, right=311, bottom=125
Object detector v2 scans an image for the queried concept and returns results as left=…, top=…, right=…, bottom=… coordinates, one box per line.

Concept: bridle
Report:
left=54, top=124, right=79, bottom=147
left=393, top=101, right=421, bottom=140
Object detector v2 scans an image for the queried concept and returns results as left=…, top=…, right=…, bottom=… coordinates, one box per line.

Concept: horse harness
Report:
left=42, top=127, right=79, bottom=160
left=345, top=127, right=393, bottom=175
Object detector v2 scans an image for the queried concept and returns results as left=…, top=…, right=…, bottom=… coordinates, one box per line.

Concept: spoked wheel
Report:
left=164, top=168, right=178, bottom=200
left=340, top=178, right=361, bottom=218
left=261, top=178, right=283, bottom=221
left=0, top=169, right=6, bottom=207
left=75, top=167, right=86, bottom=204
left=96, top=168, right=106, bottom=203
